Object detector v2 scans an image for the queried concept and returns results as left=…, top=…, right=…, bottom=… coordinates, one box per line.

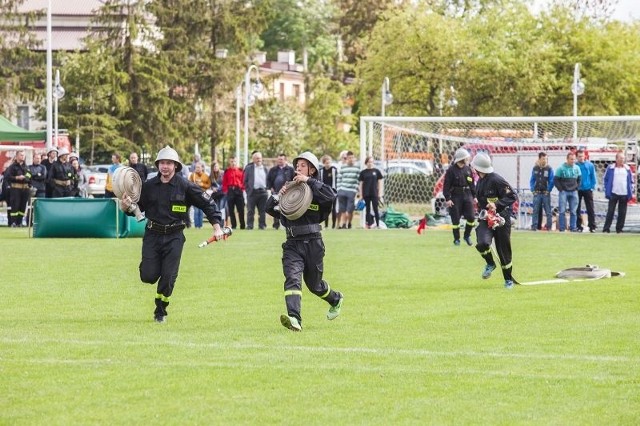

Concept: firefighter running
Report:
left=443, top=148, right=477, bottom=246
left=470, top=152, right=518, bottom=289
left=266, top=151, right=344, bottom=331
left=120, top=146, right=225, bottom=323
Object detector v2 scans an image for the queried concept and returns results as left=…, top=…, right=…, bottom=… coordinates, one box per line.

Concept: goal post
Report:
left=359, top=115, right=640, bottom=230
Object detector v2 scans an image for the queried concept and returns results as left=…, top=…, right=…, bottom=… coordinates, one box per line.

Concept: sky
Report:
left=532, top=0, right=640, bottom=22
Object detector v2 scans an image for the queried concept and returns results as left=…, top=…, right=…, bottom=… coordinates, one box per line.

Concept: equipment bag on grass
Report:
left=381, top=205, right=412, bottom=228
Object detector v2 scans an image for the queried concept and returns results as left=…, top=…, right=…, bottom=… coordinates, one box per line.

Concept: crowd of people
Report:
left=529, top=150, right=633, bottom=234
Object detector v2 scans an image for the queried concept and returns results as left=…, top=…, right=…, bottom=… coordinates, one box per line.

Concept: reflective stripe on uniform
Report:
left=452, top=224, right=460, bottom=229
left=284, top=290, right=302, bottom=297
left=502, top=262, right=512, bottom=270
left=155, top=293, right=170, bottom=302
left=480, top=248, right=491, bottom=255
left=320, top=287, right=331, bottom=299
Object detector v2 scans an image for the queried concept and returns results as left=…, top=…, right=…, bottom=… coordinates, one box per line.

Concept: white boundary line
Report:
left=1, top=337, right=636, bottom=363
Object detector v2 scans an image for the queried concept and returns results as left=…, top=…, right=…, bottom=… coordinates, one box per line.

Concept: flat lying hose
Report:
left=112, top=166, right=144, bottom=221
left=279, top=181, right=312, bottom=220
left=555, top=265, right=624, bottom=279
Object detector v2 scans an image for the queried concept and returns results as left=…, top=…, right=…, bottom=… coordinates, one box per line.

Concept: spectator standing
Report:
left=602, top=152, right=633, bottom=234
left=188, top=162, right=212, bottom=228
left=41, top=147, right=57, bottom=198
left=48, top=148, right=74, bottom=198
left=319, top=155, right=338, bottom=229
left=69, top=155, right=87, bottom=197
left=104, top=153, right=122, bottom=198
left=471, top=152, right=518, bottom=289
left=189, top=153, right=202, bottom=173
left=221, top=156, right=245, bottom=229
left=358, top=156, right=384, bottom=229
left=243, top=151, right=270, bottom=230
left=265, top=151, right=343, bottom=332
left=266, top=153, right=295, bottom=229
left=120, top=146, right=224, bottom=323
left=336, top=151, right=359, bottom=229
left=529, top=152, right=554, bottom=231
left=554, top=152, right=581, bottom=232
left=29, top=153, right=47, bottom=198
left=209, top=161, right=227, bottom=226
left=575, top=149, right=597, bottom=232
left=6, top=150, right=31, bottom=227
left=129, top=152, right=148, bottom=181
left=443, top=148, right=476, bottom=245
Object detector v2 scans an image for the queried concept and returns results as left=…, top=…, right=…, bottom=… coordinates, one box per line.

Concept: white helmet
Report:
left=57, top=148, right=70, bottom=157
left=471, top=152, right=494, bottom=174
left=453, top=148, right=470, bottom=164
left=155, top=145, right=182, bottom=172
left=293, top=151, right=320, bottom=176
left=69, top=152, right=79, bottom=160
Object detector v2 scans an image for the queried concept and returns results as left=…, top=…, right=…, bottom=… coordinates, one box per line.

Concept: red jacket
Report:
left=222, top=167, right=245, bottom=193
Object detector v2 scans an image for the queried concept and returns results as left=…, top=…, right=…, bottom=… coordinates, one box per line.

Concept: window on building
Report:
left=17, top=106, right=29, bottom=130
left=279, top=82, right=285, bottom=101
left=293, top=84, right=300, bottom=102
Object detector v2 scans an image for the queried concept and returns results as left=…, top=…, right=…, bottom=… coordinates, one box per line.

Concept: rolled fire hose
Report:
left=112, top=166, right=145, bottom=222
left=279, top=181, right=312, bottom=220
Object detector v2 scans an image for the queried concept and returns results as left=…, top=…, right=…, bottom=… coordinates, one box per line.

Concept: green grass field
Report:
left=1, top=224, right=638, bottom=425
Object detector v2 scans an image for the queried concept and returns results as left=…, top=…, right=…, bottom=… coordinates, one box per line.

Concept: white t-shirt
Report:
left=612, top=167, right=628, bottom=196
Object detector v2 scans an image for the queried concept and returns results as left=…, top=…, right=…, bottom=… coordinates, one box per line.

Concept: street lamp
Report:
left=571, top=63, right=585, bottom=141
left=53, top=69, right=65, bottom=147
left=243, top=64, right=263, bottom=166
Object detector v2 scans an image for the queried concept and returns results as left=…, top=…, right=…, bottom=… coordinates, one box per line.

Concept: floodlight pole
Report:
left=46, top=0, right=52, bottom=149
left=380, top=77, right=392, bottom=163
left=572, top=63, right=585, bottom=141
left=243, top=64, right=261, bottom=167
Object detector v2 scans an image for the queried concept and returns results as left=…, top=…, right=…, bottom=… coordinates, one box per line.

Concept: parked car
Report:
left=384, top=161, right=433, bottom=176
left=85, top=164, right=108, bottom=197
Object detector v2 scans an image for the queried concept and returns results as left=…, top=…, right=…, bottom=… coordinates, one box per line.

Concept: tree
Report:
left=305, top=75, right=357, bottom=156
left=0, top=1, right=44, bottom=118
left=254, top=99, right=308, bottom=157
left=151, top=0, right=274, bottom=163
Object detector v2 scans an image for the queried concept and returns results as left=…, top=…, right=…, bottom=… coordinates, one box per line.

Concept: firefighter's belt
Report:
left=285, top=223, right=322, bottom=238
left=146, top=220, right=186, bottom=235
left=11, top=183, right=30, bottom=189
left=54, top=179, right=71, bottom=186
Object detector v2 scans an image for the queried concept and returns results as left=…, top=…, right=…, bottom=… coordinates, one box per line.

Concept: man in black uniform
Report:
left=29, top=153, right=48, bottom=198
left=470, top=152, right=518, bottom=289
left=41, top=147, right=57, bottom=198
left=6, top=150, right=31, bottom=227
left=121, top=145, right=224, bottom=323
left=443, top=148, right=477, bottom=245
left=129, top=152, right=148, bottom=181
left=48, top=148, right=74, bottom=198
left=265, top=151, right=343, bottom=331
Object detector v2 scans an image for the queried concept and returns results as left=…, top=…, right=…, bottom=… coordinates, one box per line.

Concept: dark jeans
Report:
left=577, top=189, right=596, bottom=231
left=246, top=189, right=268, bottom=229
left=603, top=194, right=628, bottom=233
left=226, top=189, right=245, bottom=229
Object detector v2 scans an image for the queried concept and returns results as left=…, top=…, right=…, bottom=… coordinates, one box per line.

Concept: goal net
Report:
left=359, top=116, right=640, bottom=231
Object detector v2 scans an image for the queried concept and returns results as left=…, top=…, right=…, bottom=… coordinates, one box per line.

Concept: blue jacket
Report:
left=577, top=160, right=596, bottom=191
left=529, top=164, right=554, bottom=193
left=603, top=164, right=633, bottom=200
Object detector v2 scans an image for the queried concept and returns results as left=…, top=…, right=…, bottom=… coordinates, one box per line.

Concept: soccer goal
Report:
left=359, top=115, right=640, bottom=231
